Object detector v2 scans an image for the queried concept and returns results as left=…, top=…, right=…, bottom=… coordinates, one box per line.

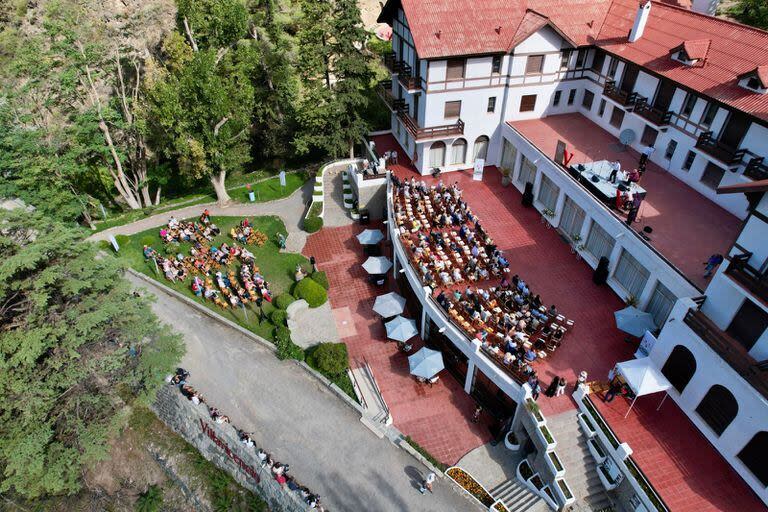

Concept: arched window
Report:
left=738, top=431, right=768, bottom=487
left=450, top=138, right=467, bottom=165
left=473, top=135, right=489, bottom=161
left=695, top=384, right=738, bottom=436
left=429, top=141, right=446, bottom=167
left=661, top=345, right=697, bottom=393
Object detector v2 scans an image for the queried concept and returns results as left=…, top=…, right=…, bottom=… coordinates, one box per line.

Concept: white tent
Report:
left=615, top=357, right=672, bottom=418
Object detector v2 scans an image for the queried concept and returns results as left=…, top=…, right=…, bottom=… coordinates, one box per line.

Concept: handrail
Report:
left=745, top=157, right=768, bottom=181
left=634, top=98, right=672, bottom=126
left=506, top=124, right=703, bottom=293
left=362, top=357, right=391, bottom=423
left=397, top=111, right=464, bottom=140
left=349, top=358, right=369, bottom=410
left=695, top=132, right=747, bottom=166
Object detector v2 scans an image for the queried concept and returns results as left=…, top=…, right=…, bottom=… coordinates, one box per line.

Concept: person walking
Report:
left=531, top=379, right=541, bottom=401
left=420, top=472, right=436, bottom=494
left=639, top=144, right=655, bottom=168
left=555, top=377, right=567, bottom=397
left=703, top=253, right=724, bottom=278
left=471, top=404, right=483, bottom=423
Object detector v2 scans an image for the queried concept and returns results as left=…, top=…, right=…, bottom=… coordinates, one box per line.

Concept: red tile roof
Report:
left=679, top=38, right=711, bottom=60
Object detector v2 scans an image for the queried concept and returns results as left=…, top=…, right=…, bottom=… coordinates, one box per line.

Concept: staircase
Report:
left=349, top=360, right=392, bottom=431
left=490, top=479, right=548, bottom=512
left=547, top=410, right=612, bottom=511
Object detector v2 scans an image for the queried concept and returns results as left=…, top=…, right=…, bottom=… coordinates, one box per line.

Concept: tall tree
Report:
left=0, top=210, right=184, bottom=498
left=727, top=0, right=768, bottom=30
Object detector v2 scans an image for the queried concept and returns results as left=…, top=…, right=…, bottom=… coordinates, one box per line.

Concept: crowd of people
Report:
left=143, top=211, right=274, bottom=309
left=392, top=177, right=574, bottom=384
left=169, top=369, right=326, bottom=510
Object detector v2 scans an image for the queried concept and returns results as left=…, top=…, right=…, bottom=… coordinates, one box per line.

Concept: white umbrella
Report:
left=408, top=348, right=445, bottom=379
left=362, top=256, right=392, bottom=274
left=373, top=292, right=406, bottom=317
left=614, top=306, right=657, bottom=337
left=357, top=229, right=384, bottom=245
left=385, top=315, right=418, bottom=342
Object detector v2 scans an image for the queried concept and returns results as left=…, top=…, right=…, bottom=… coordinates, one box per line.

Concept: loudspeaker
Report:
left=522, top=182, right=534, bottom=207
left=593, top=256, right=610, bottom=285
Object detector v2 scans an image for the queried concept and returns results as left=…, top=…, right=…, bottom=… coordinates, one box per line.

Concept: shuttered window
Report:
left=614, top=249, right=650, bottom=299
left=450, top=139, right=467, bottom=165
left=585, top=222, right=614, bottom=260
left=446, top=58, right=465, bottom=80
left=444, top=101, right=461, bottom=118
left=646, top=281, right=676, bottom=328
left=526, top=55, right=544, bottom=74
left=700, top=162, right=725, bottom=189
left=559, top=197, right=585, bottom=241
left=429, top=141, right=446, bottom=167
left=500, top=139, right=517, bottom=171
left=518, top=155, right=537, bottom=186
left=537, top=174, right=560, bottom=211
left=520, top=94, right=537, bottom=112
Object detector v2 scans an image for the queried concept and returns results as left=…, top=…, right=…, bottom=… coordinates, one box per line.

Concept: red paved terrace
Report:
left=593, top=392, right=764, bottom=512
left=509, top=113, right=741, bottom=291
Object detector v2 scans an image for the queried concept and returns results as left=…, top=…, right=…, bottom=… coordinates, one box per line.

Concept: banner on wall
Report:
left=473, top=158, right=485, bottom=181
left=635, top=330, right=658, bottom=359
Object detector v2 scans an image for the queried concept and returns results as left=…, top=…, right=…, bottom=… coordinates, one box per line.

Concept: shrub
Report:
left=271, top=309, right=287, bottom=326
left=310, top=271, right=330, bottom=290
left=294, top=277, right=327, bottom=307
left=135, top=485, right=163, bottom=512
left=274, top=325, right=304, bottom=361
left=303, top=215, right=323, bottom=233
left=307, top=343, right=348, bottom=377
left=274, top=293, right=296, bottom=310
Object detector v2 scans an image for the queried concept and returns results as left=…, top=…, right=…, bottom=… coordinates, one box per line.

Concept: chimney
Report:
left=628, top=1, right=652, bottom=43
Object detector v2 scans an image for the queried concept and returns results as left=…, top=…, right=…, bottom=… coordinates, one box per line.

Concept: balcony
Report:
left=695, top=132, right=747, bottom=167
left=603, top=80, right=638, bottom=109
left=397, top=111, right=464, bottom=141
left=726, top=250, right=768, bottom=303
left=376, top=80, right=397, bottom=111
left=683, top=308, right=768, bottom=399
left=744, top=157, right=768, bottom=181
left=633, top=98, right=672, bottom=127
left=382, top=51, right=396, bottom=73
left=393, top=61, right=419, bottom=91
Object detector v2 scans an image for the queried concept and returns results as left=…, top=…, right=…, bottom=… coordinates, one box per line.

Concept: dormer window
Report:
left=669, top=40, right=710, bottom=67
left=673, top=50, right=698, bottom=66
left=738, top=66, right=768, bottom=94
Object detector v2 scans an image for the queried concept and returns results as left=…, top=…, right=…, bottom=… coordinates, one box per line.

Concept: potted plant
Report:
left=625, top=295, right=639, bottom=307
left=504, top=430, right=521, bottom=451
left=350, top=207, right=360, bottom=220
left=570, top=234, right=582, bottom=253
left=500, top=167, right=512, bottom=186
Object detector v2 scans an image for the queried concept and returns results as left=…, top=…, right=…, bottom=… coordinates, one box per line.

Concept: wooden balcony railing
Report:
left=394, top=61, right=419, bottom=91
left=382, top=51, right=396, bottom=73
left=397, top=111, right=464, bottom=141
left=376, top=80, right=396, bottom=111
left=603, top=80, right=638, bottom=108
left=745, top=157, right=768, bottom=181
left=726, top=250, right=768, bottom=303
left=695, top=132, right=747, bottom=167
left=684, top=308, right=768, bottom=399
left=633, top=98, right=672, bottom=126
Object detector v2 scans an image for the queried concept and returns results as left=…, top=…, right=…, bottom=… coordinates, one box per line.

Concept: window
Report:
left=492, top=56, right=502, bottom=74
left=500, top=139, right=517, bottom=171
left=585, top=223, right=614, bottom=260
left=609, top=107, right=625, bottom=128
left=738, top=432, right=768, bottom=487
left=553, top=91, right=562, bottom=107
left=520, top=94, right=537, bottom=112
left=567, top=89, right=576, bottom=106
left=525, top=55, right=544, bottom=74
left=695, top=385, right=738, bottom=436
left=518, top=155, right=537, bottom=185
left=682, top=150, right=696, bottom=170
left=664, top=140, right=677, bottom=159
left=598, top=99, right=606, bottom=117
left=591, top=50, right=606, bottom=73
left=450, top=138, right=467, bottom=165
left=746, top=76, right=760, bottom=90
left=575, top=49, right=586, bottom=68
left=607, top=58, right=619, bottom=78
left=559, top=196, right=585, bottom=240
left=726, top=299, right=768, bottom=351
left=700, top=162, right=725, bottom=189
left=640, top=125, right=658, bottom=146
left=661, top=345, right=697, bottom=393
left=429, top=141, right=446, bottom=167
left=487, top=97, right=497, bottom=113
left=582, top=90, right=595, bottom=110
left=681, top=93, right=697, bottom=117
left=560, top=50, right=571, bottom=70
left=646, top=281, right=676, bottom=327
left=613, top=249, right=650, bottom=298
left=473, top=136, right=489, bottom=161
left=444, top=100, right=461, bottom=118
left=701, top=102, right=718, bottom=127
left=537, top=174, right=560, bottom=211
left=446, top=58, right=465, bottom=80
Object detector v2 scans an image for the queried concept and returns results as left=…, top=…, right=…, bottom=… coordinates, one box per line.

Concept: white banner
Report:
left=635, top=331, right=657, bottom=358
left=472, top=158, right=485, bottom=181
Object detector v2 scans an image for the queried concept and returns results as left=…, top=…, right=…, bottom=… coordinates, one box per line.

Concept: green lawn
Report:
left=113, top=215, right=308, bottom=341
left=228, top=172, right=307, bottom=203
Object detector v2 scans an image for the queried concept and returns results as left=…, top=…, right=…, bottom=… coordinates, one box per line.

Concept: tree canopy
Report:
left=727, top=0, right=768, bottom=30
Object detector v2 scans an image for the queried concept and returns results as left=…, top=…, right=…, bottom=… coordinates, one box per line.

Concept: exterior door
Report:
left=726, top=299, right=768, bottom=351
left=620, top=65, right=639, bottom=94
left=413, top=94, right=420, bottom=122
left=653, top=80, right=676, bottom=111
left=719, top=112, right=751, bottom=149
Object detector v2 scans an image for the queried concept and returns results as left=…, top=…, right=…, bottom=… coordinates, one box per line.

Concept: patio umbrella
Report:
left=614, top=306, right=657, bottom=337
left=373, top=292, right=406, bottom=317
left=356, top=229, right=384, bottom=245
left=362, top=256, right=392, bottom=274
left=408, top=347, right=445, bottom=379
left=385, top=315, right=418, bottom=342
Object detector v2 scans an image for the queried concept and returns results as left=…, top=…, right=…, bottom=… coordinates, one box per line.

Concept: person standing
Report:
left=555, top=377, right=567, bottom=397
left=608, top=161, right=622, bottom=183
left=703, top=253, right=724, bottom=278
left=639, top=144, right=655, bottom=168
left=420, top=472, right=436, bottom=494
left=604, top=381, right=622, bottom=402
left=471, top=404, right=483, bottom=423
left=310, top=255, right=318, bottom=273
left=531, top=379, right=541, bottom=401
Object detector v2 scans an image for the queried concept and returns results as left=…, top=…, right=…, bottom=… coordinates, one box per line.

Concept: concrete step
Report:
left=489, top=479, right=545, bottom=512
left=349, top=364, right=391, bottom=426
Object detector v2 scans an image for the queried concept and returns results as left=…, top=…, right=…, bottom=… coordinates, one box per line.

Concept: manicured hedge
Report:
left=270, top=310, right=287, bottom=326
left=274, top=325, right=304, bottom=361
left=294, top=277, right=327, bottom=307
left=303, top=215, right=323, bottom=233
left=310, top=271, right=329, bottom=290
left=274, top=293, right=297, bottom=310
left=306, top=342, right=348, bottom=376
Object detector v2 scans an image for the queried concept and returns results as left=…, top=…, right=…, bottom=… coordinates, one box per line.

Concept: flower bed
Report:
left=557, top=479, right=573, bottom=500
left=582, top=397, right=620, bottom=449
left=539, top=425, right=554, bottom=444
left=504, top=431, right=520, bottom=451
left=519, top=460, right=534, bottom=480
left=493, top=500, right=510, bottom=512
left=530, top=474, right=544, bottom=491
left=626, top=457, right=668, bottom=512
left=446, top=467, right=495, bottom=508
left=590, top=438, right=606, bottom=459
left=549, top=451, right=563, bottom=472
left=527, top=398, right=545, bottom=423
